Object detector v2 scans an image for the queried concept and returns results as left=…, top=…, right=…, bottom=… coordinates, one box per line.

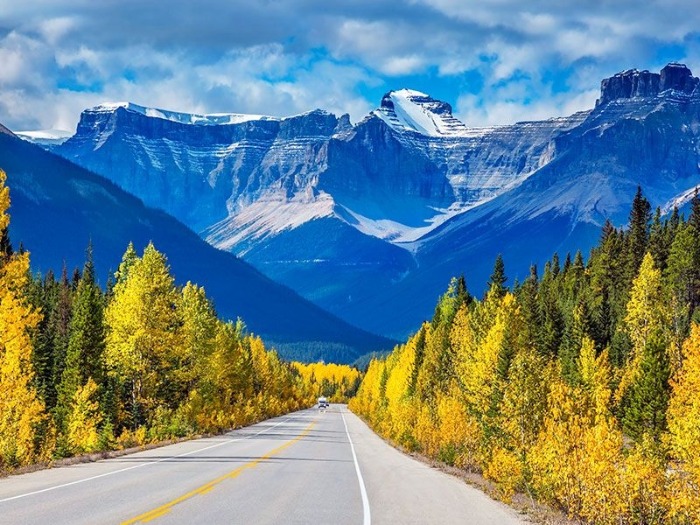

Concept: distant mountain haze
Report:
left=30, top=63, right=700, bottom=339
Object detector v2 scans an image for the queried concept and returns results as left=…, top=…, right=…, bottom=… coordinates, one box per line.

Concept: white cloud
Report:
left=456, top=85, right=599, bottom=128
left=38, top=16, right=76, bottom=45
left=0, top=1, right=699, bottom=130
left=0, top=36, right=376, bottom=131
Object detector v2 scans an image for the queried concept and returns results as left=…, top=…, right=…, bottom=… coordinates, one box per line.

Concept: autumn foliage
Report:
left=351, top=188, right=700, bottom=523
left=292, top=362, right=361, bottom=402
left=0, top=170, right=48, bottom=467
left=0, top=172, right=355, bottom=472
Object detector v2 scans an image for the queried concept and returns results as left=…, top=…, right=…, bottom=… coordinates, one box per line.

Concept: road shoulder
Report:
left=341, top=406, right=530, bottom=525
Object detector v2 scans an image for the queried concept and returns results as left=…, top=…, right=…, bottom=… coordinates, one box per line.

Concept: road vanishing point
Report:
left=0, top=405, right=527, bottom=524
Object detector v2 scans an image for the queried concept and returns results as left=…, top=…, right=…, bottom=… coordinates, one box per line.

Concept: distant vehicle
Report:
left=318, top=397, right=329, bottom=409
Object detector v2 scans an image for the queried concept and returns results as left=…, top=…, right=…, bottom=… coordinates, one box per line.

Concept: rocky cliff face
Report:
left=58, top=88, right=590, bottom=244
left=52, top=63, right=700, bottom=338
left=62, top=104, right=348, bottom=230
left=597, top=63, right=698, bottom=106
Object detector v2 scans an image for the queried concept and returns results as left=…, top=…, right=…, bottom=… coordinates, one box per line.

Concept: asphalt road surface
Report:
left=0, top=405, right=528, bottom=524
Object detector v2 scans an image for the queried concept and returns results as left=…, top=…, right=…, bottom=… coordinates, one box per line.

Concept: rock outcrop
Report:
left=597, top=63, right=698, bottom=106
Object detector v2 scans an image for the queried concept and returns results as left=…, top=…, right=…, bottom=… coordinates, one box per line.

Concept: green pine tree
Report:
left=625, top=186, right=652, bottom=283
left=621, top=332, right=670, bottom=443
left=407, top=325, right=427, bottom=396
left=538, top=261, right=564, bottom=357
left=648, top=207, right=669, bottom=271
left=0, top=225, right=12, bottom=261
left=517, top=264, right=542, bottom=351
left=488, top=254, right=508, bottom=299
left=67, top=244, right=106, bottom=386
left=50, top=265, right=73, bottom=414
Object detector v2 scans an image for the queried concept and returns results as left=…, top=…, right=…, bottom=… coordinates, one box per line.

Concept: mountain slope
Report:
left=52, top=89, right=580, bottom=331
left=47, top=63, right=700, bottom=338
left=0, top=129, right=395, bottom=362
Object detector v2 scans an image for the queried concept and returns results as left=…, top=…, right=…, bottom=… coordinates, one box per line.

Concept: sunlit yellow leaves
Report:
left=437, top=391, right=479, bottom=470
left=666, top=322, right=700, bottom=521
left=350, top=275, right=691, bottom=523
left=293, top=361, right=361, bottom=403
left=66, top=378, right=102, bottom=454
left=484, top=446, right=522, bottom=501
left=500, top=347, right=552, bottom=456
left=618, top=253, right=669, bottom=404
left=105, top=243, right=180, bottom=425
left=0, top=172, right=47, bottom=468
left=0, top=173, right=351, bottom=470
left=0, top=169, right=9, bottom=232
left=103, top=242, right=316, bottom=437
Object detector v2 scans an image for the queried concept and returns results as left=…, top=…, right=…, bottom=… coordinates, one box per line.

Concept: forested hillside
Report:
left=351, top=188, right=700, bottom=523
left=293, top=362, right=362, bottom=403
left=0, top=170, right=358, bottom=472
left=0, top=128, right=394, bottom=364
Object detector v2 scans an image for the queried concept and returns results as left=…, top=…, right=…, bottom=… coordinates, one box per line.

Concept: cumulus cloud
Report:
left=0, top=0, right=699, bottom=130
left=457, top=88, right=599, bottom=128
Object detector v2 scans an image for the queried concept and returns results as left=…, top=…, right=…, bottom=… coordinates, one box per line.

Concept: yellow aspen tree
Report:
left=385, top=341, right=417, bottom=445
left=579, top=339, right=613, bottom=420
left=0, top=170, right=47, bottom=468
left=459, top=294, right=517, bottom=441
left=576, top=417, right=626, bottom=523
left=195, top=320, right=252, bottom=430
left=617, top=252, right=669, bottom=403
left=66, top=378, right=102, bottom=454
left=496, top=347, right=552, bottom=495
left=437, top=386, right=479, bottom=470
left=577, top=342, right=628, bottom=523
left=248, top=335, right=274, bottom=396
left=620, top=436, right=667, bottom=524
left=349, top=358, right=383, bottom=417
left=414, top=401, right=439, bottom=456
left=529, top=377, right=588, bottom=517
left=104, top=242, right=180, bottom=430
left=215, top=321, right=254, bottom=400
left=530, top=338, right=628, bottom=522
left=666, top=322, right=700, bottom=521
left=617, top=254, right=672, bottom=445
left=293, top=362, right=362, bottom=403
left=501, top=348, right=551, bottom=453
left=175, top=282, right=217, bottom=404
left=484, top=446, right=522, bottom=501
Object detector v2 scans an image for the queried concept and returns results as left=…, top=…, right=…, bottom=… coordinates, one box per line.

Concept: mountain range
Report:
left=0, top=125, right=395, bottom=363
left=22, top=62, right=700, bottom=339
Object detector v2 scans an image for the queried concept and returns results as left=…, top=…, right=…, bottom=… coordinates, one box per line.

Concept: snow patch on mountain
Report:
left=90, top=102, right=280, bottom=126
left=336, top=202, right=471, bottom=243
left=15, top=129, right=73, bottom=146
left=206, top=191, right=336, bottom=252
left=662, top=184, right=700, bottom=215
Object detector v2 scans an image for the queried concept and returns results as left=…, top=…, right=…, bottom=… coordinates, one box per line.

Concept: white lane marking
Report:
left=0, top=412, right=306, bottom=504
left=341, top=409, right=371, bottom=525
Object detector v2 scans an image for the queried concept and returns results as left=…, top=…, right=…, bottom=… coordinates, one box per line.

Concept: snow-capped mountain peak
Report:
left=372, top=89, right=469, bottom=137
left=89, top=101, right=280, bottom=126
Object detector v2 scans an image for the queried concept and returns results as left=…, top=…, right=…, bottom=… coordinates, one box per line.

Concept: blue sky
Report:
left=1, top=0, right=699, bottom=132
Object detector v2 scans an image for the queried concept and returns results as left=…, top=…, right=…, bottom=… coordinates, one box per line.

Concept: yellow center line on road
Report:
left=121, top=420, right=317, bottom=524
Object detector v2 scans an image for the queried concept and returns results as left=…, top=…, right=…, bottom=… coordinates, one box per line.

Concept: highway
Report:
left=0, top=405, right=527, bottom=524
